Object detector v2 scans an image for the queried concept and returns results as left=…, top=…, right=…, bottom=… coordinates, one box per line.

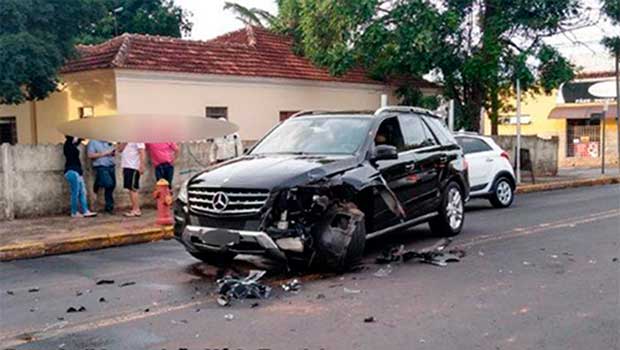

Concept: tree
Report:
left=0, top=0, right=104, bottom=104
left=601, top=0, right=620, bottom=57
left=78, top=0, right=193, bottom=44
left=223, top=2, right=278, bottom=28
left=281, top=0, right=584, bottom=132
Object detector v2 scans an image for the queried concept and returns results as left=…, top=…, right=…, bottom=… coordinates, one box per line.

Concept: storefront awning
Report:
left=549, top=103, right=618, bottom=119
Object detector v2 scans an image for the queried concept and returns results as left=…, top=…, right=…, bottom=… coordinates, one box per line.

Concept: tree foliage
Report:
left=78, top=0, right=193, bottom=44
left=601, top=0, right=620, bottom=57
left=0, top=0, right=103, bottom=104
left=273, top=0, right=583, bottom=132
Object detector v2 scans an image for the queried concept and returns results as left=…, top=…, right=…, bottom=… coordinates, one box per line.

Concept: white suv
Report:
left=454, top=133, right=516, bottom=208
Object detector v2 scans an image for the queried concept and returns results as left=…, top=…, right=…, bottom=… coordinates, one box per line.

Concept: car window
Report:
left=423, top=116, right=456, bottom=145
left=398, top=115, right=437, bottom=151
left=375, top=117, right=406, bottom=151
left=250, top=117, right=371, bottom=155
left=456, top=137, right=493, bottom=154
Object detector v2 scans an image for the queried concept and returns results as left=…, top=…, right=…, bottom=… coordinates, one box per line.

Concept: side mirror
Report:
left=372, top=144, right=398, bottom=161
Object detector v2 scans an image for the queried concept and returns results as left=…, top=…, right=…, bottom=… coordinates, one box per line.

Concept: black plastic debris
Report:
left=66, top=306, right=87, bottom=313
left=251, top=302, right=260, bottom=308
left=364, top=316, right=375, bottom=323
left=95, top=279, right=115, bottom=285
left=6, top=290, right=14, bottom=295
left=316, top=294, right=326, bottom=299
left=144, top=308, right=150, bottom=313
left=613, top=257, right=619, bottom=263
left=28, top=287, right=40, bottom=293
left=216, top=270, right=271, bottom=307
left=98, top=297, right=107, bottom=303
left=376, top=241, right=465, bottom=267
left=75, top=291, right=83, bottom=297
left=281, top=279, right=301, bottom=293
left=119, top=281, right=136, bottom=287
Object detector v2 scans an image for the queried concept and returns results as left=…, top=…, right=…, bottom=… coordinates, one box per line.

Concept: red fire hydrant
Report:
left=153, top=179, right=174, bottom=226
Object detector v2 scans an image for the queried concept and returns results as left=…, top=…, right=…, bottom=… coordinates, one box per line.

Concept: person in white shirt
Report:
left=117, top=142, right=145, bottom=217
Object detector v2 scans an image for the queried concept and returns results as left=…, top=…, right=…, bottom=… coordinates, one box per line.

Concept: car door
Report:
left=372, top=117, right=412, bottom=230
left=455, top=136, right=494, bottom=190
left=398, top=114, right=443, bottom=218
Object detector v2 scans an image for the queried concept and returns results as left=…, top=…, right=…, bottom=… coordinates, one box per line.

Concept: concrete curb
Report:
left=516, top=176, right=620, bottom=194
left=1, top=177, right=618, bottom=262
left=0, top=226, right=173, bottom=262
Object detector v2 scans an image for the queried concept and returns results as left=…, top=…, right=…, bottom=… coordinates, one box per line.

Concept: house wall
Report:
left=115, top=70, right=403, bottom=142
left=490, top=135, right=559, bottom=176
left=0, top=142, right=216, bottom=220
left=0, top=69, right=117, bottom=144
left=483, top=89, right=619, bottom=168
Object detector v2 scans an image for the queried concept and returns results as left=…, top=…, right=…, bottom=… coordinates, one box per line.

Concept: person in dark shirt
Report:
left=63, top=136, right=97, bottom=218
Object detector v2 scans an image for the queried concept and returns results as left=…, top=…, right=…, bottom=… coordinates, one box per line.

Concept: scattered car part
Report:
left=281, top=279, right=301, bottom=292
left=216, top=270, right=271, bottom=306
left=95, top=279, right=114, bottom=285
left=66, top=306, right=86, bottom=313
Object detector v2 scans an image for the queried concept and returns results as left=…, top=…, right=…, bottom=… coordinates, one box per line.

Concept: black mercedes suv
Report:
left=174, top=107, right=469, bottom=270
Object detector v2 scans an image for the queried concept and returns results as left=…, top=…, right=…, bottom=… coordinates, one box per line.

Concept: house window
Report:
left=279, top=111, right=300, bottom=122
left=0, top=117, right=17, bottom=145
left=206, top=107, right=228, bottom=119
left=566, top=118, right=600, bottom=158
left=78, top=106, right=94, bottom=118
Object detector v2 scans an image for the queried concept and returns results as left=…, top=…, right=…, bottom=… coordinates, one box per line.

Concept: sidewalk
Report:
left=0, top=170, right=618, bottom=262
left=0, top=209, right=172, bottom=261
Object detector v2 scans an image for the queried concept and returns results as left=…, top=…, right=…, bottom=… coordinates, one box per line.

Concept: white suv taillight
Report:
left=500, top=151, right=510, bottom=161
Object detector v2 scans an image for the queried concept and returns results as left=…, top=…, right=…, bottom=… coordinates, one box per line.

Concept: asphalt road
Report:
left=1, top=185, right=619, bottom=350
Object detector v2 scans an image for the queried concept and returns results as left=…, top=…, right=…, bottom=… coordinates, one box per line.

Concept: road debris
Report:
left=98, top=297, right=107, bottom=303
left=373, top=264, right=393, bottom=277
left=224, top=313, right=235, bottom=321
left=343, top=287, right=361, bottom=294
left=216, top=270, right=271, bottom=307
left=316, top=294, right=326, bottom=299
left=281, top=279, right=301, bottom=293
left=28, top=287, right=40, bottom=293
left=364, top=316, right=375, bottom=323
left=6, top=290, right=14, bottom=295
left=95, top=279, right=115, bottom=285
left=375, top=241, right=465, bottom=268
left=613, top=257, right=618, bottom=263
left=66, top=306, right=87, bottom=313
left=119, top=281, right=136, bottom=287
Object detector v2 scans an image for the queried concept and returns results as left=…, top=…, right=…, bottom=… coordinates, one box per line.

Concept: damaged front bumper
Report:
left=178, top=225, right=305, bottom=261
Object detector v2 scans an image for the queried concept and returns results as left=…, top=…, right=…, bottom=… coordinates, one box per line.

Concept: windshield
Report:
left=250, top=117, right=371, bottom=155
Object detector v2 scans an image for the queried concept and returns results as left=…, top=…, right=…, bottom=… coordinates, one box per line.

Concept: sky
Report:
left=174, top=0, right=617, bottom=72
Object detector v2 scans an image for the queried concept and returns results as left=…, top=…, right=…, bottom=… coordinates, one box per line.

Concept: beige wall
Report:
left=0, top=69, right=117, bottom=144
left=115, top=70, right=401, bottom=141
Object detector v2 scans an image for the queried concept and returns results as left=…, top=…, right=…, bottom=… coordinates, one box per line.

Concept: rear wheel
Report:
left=189, top=251, right=236, bottom=267
left=429, top=182, right=464, bottom=237
left=489, top=177, right=514, bottom=208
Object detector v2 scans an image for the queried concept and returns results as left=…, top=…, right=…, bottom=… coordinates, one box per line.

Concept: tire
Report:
left=429, top=181, right=465, bottom=237
left=188, top=251, right=236, bottom=267
left=313, top=204, right=366, bottom=272
left=489, top=177, right=514, bottom=208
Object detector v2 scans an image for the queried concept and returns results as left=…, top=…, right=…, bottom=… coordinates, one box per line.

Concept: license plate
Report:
left=201, top=229, right=240, bottom=247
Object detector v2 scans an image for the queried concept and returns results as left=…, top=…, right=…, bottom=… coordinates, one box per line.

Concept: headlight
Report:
left=177, top=180, right=189, bottom=203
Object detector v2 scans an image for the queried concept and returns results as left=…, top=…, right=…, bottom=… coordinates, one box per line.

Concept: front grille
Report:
left=187, top=187, right=270, bottom=216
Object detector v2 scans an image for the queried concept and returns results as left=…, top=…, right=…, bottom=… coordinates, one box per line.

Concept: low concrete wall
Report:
left=0, top=142, right=218, bottom=220
left=490, top=135, right=559, bottom=176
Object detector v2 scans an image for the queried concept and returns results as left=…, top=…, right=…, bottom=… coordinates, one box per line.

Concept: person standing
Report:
left=146, top=143, right=179, bottom=188
left=63, top=136, right=97, bottom=218
left=119, top=142, right=145, bottom=217
left=87, top=140, right=116, bottom=214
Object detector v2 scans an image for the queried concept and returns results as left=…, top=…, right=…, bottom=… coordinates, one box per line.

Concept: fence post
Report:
left=1, top=143, right=15, bottom=220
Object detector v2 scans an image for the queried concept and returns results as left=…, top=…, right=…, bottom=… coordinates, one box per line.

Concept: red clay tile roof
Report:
left=575, top=71, right=616, bottom=79
left=62, top=26, right=436, bottom=88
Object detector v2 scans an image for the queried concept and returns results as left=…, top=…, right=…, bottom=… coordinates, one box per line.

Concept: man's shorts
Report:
left=123, top=168, right=140, bottom=191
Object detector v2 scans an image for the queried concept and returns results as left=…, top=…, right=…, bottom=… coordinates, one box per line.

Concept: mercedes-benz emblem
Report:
left=212, top=192, right=229, bottom=212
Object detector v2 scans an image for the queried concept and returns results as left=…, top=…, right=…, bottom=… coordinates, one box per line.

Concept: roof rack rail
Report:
left=374, top=106, right=443, bottom=118
left=290, top=110, right=374, bottom=118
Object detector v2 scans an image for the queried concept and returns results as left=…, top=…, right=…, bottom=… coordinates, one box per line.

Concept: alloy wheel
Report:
left=496, top=181, right=513, bottom=206
left=446, top=187, right=463, bottom=230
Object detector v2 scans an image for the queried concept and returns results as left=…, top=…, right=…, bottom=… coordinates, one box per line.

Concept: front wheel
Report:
left=489, top=177, right=514, bottom=208
left=429, top=182, right=465, bottom=237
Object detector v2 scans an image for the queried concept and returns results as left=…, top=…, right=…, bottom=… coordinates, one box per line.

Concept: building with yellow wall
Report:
left=484, top=71, right=618, bottom=168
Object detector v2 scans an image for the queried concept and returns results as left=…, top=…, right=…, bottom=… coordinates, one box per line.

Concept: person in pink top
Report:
left=146, top=143, right=179, bottom=188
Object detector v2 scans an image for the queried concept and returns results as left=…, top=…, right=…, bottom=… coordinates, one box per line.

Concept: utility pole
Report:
left=448, top=99, right=455, bottom=132
left=601, top=106, right=607, bottom=175
left=615, top=50, right=619, bottom=174
left=516, top=79, right=522, bottom=184
left=113, top=7, right=124, bottom=36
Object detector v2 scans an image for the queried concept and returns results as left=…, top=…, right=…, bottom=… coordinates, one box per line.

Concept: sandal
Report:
left=124, top=211, right=137, bottom=217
